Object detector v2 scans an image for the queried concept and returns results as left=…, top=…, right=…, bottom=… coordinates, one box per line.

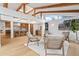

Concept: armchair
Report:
left=44, top=36, right=65, bottom=56
left=26, top=32, right=40, bottom=46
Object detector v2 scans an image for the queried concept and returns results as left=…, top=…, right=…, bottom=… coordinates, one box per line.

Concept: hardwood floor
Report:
left=67, top=42, right=79, bottom=56
left=0, top=36, right=38, bottom=56
left=0, top=36, right=79, bottom=56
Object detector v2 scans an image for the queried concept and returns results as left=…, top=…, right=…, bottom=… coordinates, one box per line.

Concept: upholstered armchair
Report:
left=44, top=36, right=65, bottom=56
left=26, top=32, right=40, bottom=46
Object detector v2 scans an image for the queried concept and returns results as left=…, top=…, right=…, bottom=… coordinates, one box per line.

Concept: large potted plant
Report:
left=70, top=19, right=79, bottom=42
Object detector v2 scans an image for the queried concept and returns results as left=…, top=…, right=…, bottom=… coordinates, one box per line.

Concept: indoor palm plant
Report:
left=70, top=19, right=79, bottom=41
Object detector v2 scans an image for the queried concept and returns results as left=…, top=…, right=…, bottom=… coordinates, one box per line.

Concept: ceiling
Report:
left=36, top=5, right=79, bottom=12
left=0, top=3, right=79, bottom=14
left=27, top=3, right=55, bottom=8
left=0, top=3, right=21, bottom=10
left=0, top=3, right=79, bottom=18
left=0, top=3, right=79, bottom=23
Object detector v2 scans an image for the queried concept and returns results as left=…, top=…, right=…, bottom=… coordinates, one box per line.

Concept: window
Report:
left=45, top=23, right=48, bottom=31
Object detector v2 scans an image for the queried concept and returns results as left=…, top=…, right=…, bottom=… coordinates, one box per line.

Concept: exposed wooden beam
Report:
left=30, top=9, right=36, bottom=16
left=32, top=12, right=40, bottom=16
left=33, top=10, right=79, bottom=16
left=16, top=3, right=24, bottom=11
left=25, top=9, right=34, bottom=14
left=23, top=3, right=26, bottom=13
left=40, top=12, right=42, bottom=18
left=3, top=3, right=8, bottom=8
left=41, top=10, right=79, bottom=13
left=34, top=3, right=79, bottom=10
left=33, top=9, right=36, bottom=14
left=16, top=3, right=29, bottom=13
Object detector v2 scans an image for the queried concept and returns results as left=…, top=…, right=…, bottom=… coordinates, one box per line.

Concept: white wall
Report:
left=48, top=19, right=62, bottom=34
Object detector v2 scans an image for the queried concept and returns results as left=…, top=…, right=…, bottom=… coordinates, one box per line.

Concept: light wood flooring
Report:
left=0, top=36, right=38, bottom=56
left=0, top=36, right=79, bottom=56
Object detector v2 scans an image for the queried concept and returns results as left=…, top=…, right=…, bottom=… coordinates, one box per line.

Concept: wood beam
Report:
left=23, top=3, right=26, bottom=13
left=25, top=9, right=34, bottom=14
left=3, top=3, right=8, bottom=8
left=40, top=12, right=42, bottom=18
left=31, top=9, right=36, bottom=16
left=32, top=12, right=40, bottom=16
left=33, top=9, right=36, bottom=14
left=33, top=10, right=79, bottom=16
left=16, top=3, right=29, bottom=13
left=41, top=10, right=79, bottom=13
left=16, top=3, right=24, bottom=11
left=34, top=3, right=79, bottom=10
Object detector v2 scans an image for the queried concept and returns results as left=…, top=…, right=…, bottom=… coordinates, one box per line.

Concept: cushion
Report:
left=46, top=39, right=63, bottom=49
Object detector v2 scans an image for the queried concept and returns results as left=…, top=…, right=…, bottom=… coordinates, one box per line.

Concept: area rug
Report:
left=24, top=39, right=69, bottom=56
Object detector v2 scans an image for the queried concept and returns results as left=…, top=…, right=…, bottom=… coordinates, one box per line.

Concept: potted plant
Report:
left=70, top=19, right=79, bottom=42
